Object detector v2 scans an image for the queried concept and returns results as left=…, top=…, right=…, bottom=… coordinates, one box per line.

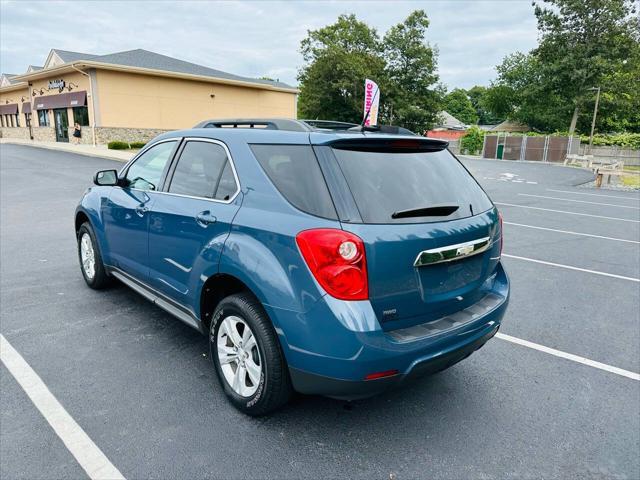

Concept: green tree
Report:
left=460, top=126, right=485, bottom=155
left=297, top=14, right=386, bottom=123
left=297, top=11, right=442, bottom=132
left=485, top=52, right=570, bottom=131
left=381, top=10, right=442, bottom=132
left=466, top=85, right=503, bottom=125
left=585, top=38, right=640, bottom=133
left=443, top=88, right=478, bottom=125
left=485, top=0, right=639, bottom=134
left=533, top=0, right=639, bottom=134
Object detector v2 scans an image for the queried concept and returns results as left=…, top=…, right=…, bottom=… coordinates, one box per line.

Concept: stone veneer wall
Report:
left=0, top=127, right=64, bottom=142
left=66, top=127, right=95, bottom=145
left=32, top=127, right=57, bottom=142
left=1, top=126, right=169, bottom=146
left=0, top=127, right=32, bottom=140
left=95, top=127, right=170, bottom=145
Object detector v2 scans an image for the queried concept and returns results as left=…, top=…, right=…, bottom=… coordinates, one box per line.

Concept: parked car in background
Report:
left=75, top=119, right=509, bottom=415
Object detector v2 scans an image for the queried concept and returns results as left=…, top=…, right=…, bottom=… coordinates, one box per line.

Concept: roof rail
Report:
left=193, top=118, right=417, bottom=135
left=193, top=118, right=311, bottom=132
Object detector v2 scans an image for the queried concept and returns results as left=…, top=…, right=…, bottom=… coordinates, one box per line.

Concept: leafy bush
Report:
left=129, top=141, right=147, bottom=149
left=107, top=141, right=130, bottom=150
left=578, top=133, right=640, bottom=149
left=460, top=126, right=485, bottom=155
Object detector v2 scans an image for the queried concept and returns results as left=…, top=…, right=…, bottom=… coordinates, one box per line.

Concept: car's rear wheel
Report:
left=210, top=293, right=291, bottom=416
left=77, top=222, right=111, bottom=289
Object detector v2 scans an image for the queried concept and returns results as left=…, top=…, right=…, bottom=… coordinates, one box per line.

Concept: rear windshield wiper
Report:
left=391, top=204, right=459, bottom=219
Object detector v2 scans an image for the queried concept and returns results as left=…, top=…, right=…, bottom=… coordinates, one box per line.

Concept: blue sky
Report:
left=0, top=0, right=538, bottom=90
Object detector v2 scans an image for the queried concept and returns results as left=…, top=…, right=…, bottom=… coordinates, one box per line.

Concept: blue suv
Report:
left=75, top=119, right=509, bottom=415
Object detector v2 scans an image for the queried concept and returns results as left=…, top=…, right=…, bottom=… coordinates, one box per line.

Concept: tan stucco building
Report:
left=0, top=49, right=298, bottom=145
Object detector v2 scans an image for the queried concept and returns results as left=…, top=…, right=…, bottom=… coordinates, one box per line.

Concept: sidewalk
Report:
left=0, top=138, right=135, bottom=162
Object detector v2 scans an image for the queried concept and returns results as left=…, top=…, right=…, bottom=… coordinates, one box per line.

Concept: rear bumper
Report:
left=272, top=261, right=509, bottom=398
left=290, top=324, right=499, bottom=400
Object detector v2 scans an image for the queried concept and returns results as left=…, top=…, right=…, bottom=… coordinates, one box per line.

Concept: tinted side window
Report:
left=169, top=141, right=235, bottom=199
left=125, top=141, right=176, bottom=191
left=214, top=161, right=237, bottom=201
left=250, top=144, right=337, bottom=219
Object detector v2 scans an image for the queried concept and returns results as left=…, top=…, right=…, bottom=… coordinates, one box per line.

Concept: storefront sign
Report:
left=48, top=79, right=66, bottom=90
left=363, top=78, right=379, bottom=126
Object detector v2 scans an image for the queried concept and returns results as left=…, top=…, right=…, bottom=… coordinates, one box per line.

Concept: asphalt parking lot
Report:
left=1, top=144, right=639, bottom=480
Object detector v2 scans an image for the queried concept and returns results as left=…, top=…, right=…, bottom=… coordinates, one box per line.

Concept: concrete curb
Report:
left=0, top=139, right=133, bottom=163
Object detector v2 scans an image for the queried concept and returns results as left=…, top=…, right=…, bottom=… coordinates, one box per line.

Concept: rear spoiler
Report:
left=328, top=137, right=449, bottom=153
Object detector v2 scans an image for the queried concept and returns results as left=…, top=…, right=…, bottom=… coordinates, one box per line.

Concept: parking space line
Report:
left=503, top=221, right=640, bottom=244
left=502, top=254, right=640, bottom=282
left=495, top=202, right=640, bottom=223
left=547, top=189, right=640, bottom=201
left=496, top=333, right=640, bottom=381
left=518, top=193, right=640, bottom=209
left=0, top=334, right=125, bottom=480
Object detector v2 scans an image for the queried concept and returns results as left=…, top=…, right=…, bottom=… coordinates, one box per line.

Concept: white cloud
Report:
left=0, top=0, right=538, bottom=89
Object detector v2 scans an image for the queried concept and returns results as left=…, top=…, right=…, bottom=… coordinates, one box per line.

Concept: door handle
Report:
left=196, top=211, right=217, bottom=227
left=135, top=204, right=149, bottom=217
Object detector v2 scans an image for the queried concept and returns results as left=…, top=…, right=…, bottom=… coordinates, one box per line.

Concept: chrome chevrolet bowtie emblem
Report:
left=456, top=244, right=475, bottom=256
left=413, top=237, right=491, bottom=267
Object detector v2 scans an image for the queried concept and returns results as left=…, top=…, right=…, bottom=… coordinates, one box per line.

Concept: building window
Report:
left=25, top=113, right=31, bottom=127
left=73, top=106, right=89, bottom=126
left=15, top=114, right=20, bottom=127
left=38, top=110, right=49, bottom=127
left=9, top=114, right=14, bottom=127
left=0, top=115, right=4, bottom=128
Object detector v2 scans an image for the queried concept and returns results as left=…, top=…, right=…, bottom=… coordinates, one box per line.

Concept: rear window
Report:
left=332, top=148, right=492, bottom=224
left=250, top=144, right=337, bottom=219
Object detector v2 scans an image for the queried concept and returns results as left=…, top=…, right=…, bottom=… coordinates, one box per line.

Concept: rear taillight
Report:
left=296, top=228, right=368, bottom=301
left=498, top=211, right=503, bottom=256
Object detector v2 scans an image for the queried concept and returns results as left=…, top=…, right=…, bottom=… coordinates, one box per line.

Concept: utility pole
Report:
left=588, top=86, right=601, bottom=153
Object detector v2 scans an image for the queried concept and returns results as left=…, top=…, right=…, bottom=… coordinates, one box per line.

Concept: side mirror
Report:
left=93, top=169, right=119, bottom=186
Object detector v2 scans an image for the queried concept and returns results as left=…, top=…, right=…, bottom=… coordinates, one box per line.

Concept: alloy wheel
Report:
left=216, top=316, right=262, bottom=397
left=80, top=233, right=96, bottom=280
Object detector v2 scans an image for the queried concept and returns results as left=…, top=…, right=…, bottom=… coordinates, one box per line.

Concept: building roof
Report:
left=491, top=120, right=530, bottom=132
left=86, top=49, right=293, bottom=89
left=11, top=48, right=293, bottom=91
left=0, top=73, right=20, bottom=87
left=53, top=49, right=98, bottom=63
left=435, top=111, right=467, bottom=130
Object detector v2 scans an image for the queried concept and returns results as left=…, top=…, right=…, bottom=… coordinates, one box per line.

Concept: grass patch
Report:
left=623, top=165, right=640, bottom=172
left=621, top=174, right=640, bottom=188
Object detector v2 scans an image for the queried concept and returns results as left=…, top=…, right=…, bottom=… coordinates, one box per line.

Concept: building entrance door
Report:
left=54, top=108, right=69, bottom=142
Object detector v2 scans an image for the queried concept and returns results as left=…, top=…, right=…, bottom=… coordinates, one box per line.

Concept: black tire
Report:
left=77, top=222, right=111, bottom=289
left=210, top=293, right=292, bottom=416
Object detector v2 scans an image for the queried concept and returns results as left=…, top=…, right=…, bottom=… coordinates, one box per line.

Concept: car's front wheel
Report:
left=77, top=222, right=111, bottom=289
left=210, top=293, right=291, bottom=416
